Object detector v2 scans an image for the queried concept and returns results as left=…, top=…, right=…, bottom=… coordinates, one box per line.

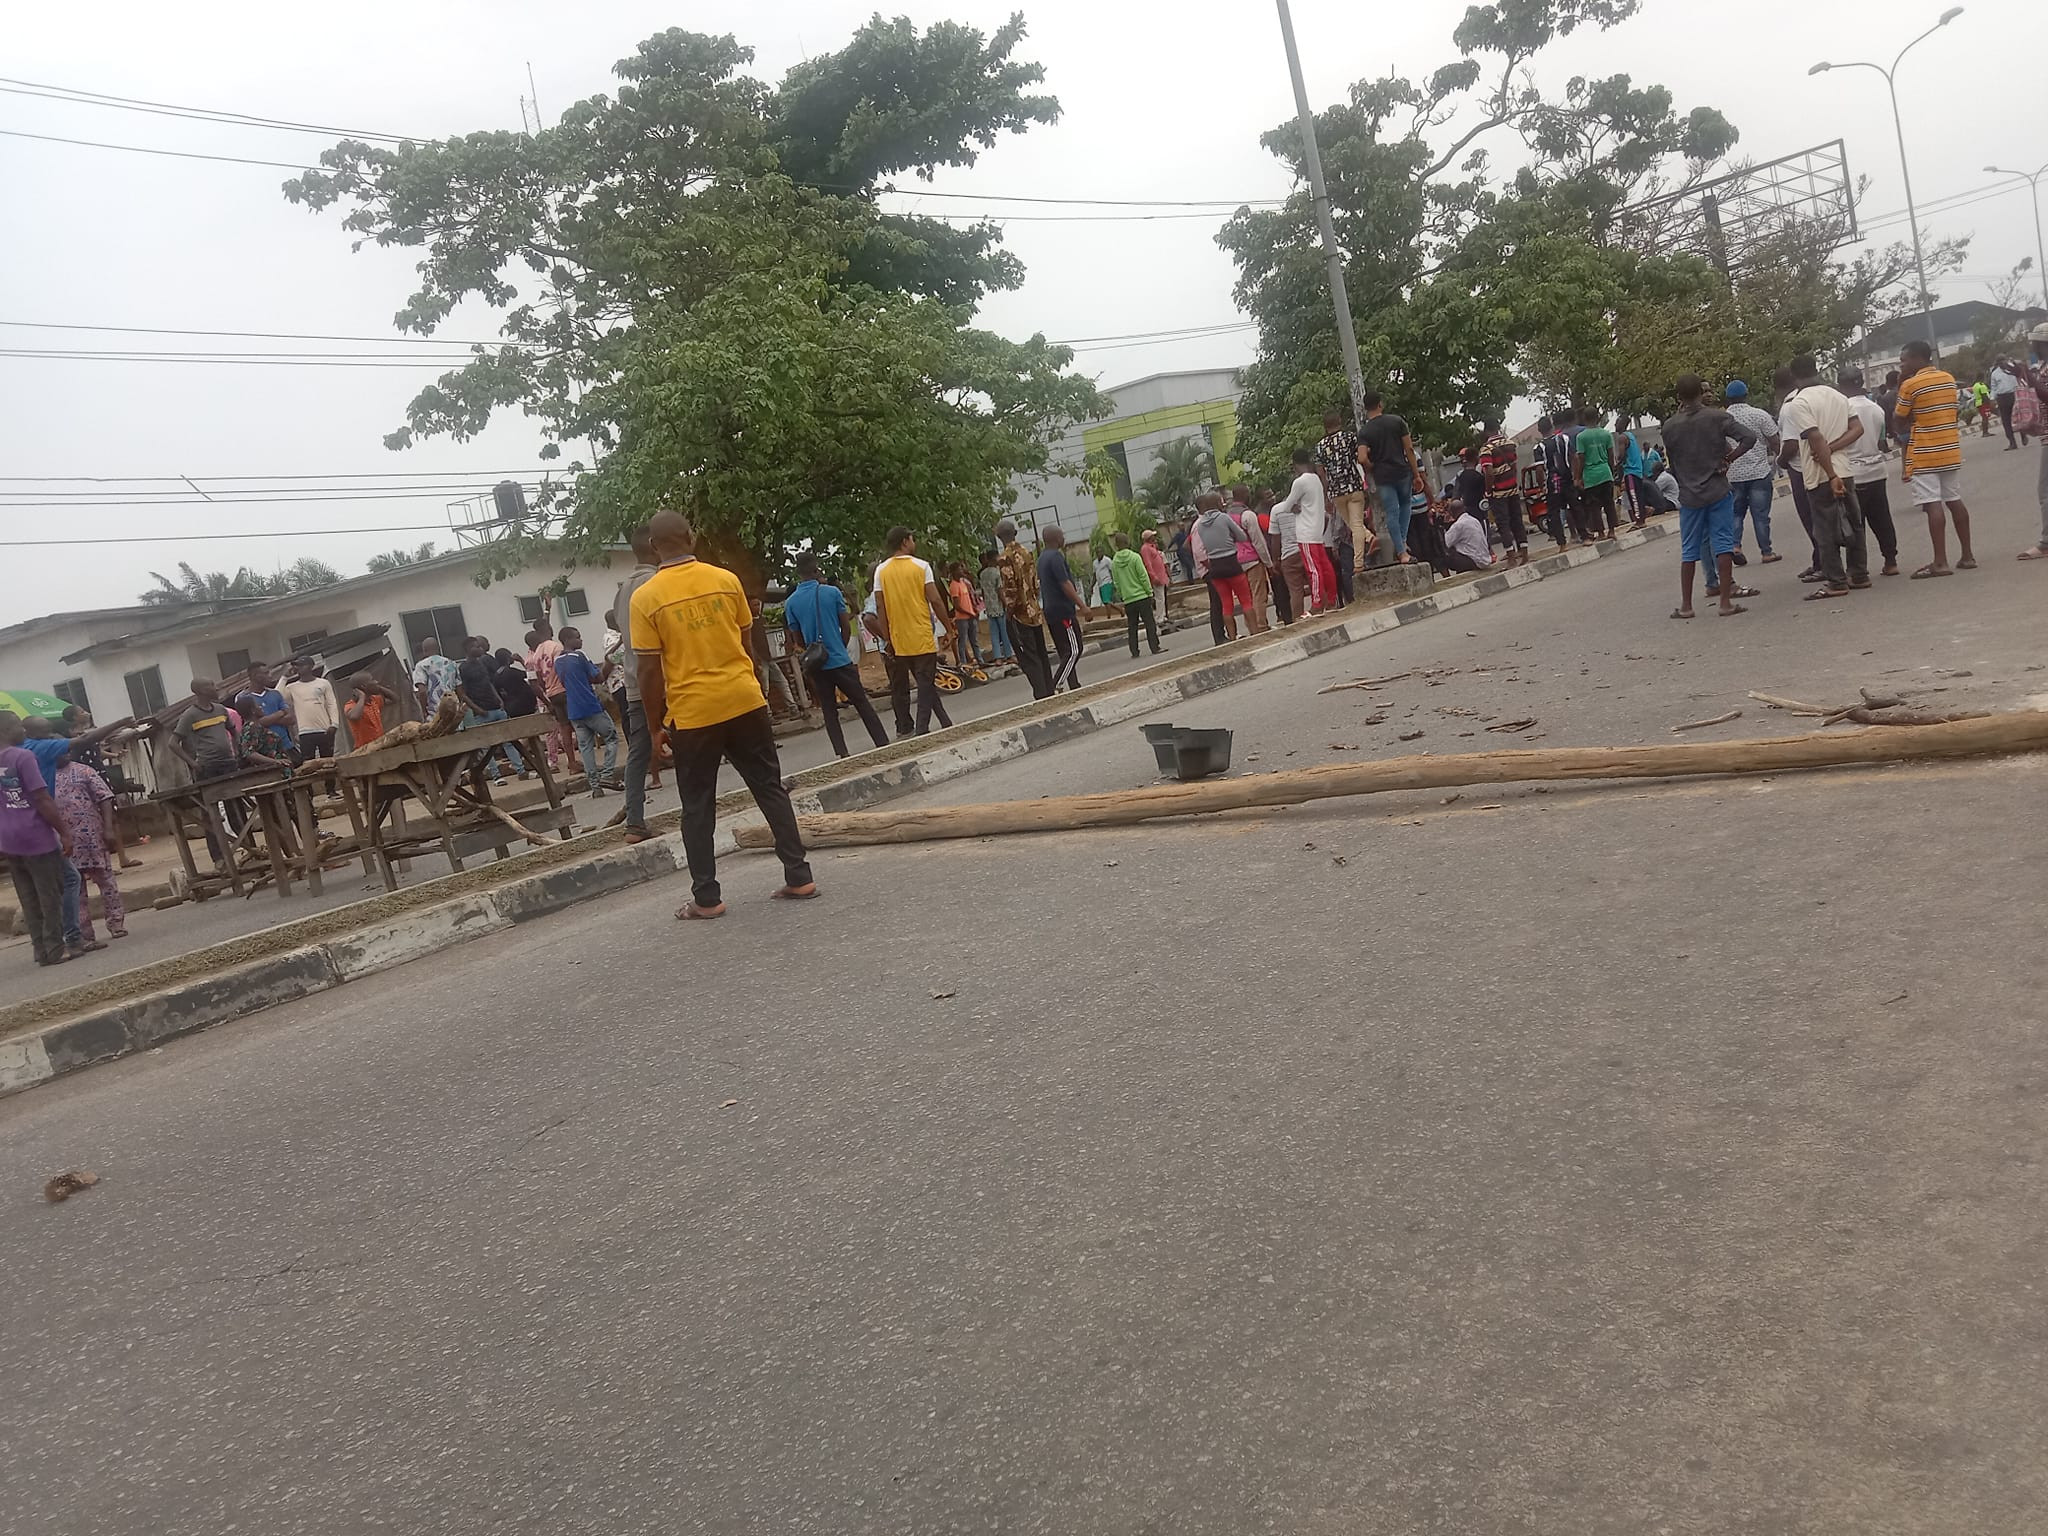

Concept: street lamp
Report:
left=1983, top=162, right=2048, bottom=315
left=1811, top=5, right=1964, bottom=348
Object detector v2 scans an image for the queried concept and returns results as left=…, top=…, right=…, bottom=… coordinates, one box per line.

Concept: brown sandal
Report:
left=677, top=901, right=727, bottom=920
left=771, top=884, right=820, bottom=901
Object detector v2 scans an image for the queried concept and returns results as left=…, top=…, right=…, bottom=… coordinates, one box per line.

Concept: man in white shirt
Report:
left=1990, top=360, right=2020, bottom=449
left=282, top=655, right=343, bottom=762
left=1440, top=507, right=1495, bottom=573
left=1275, top=447, right=1335, bottom=614
left=1722, top=380, right=1782, bottom=565
left=1776, top=354, right=1866, bottom=598
left=1835, top=367, right=1900, bottom=576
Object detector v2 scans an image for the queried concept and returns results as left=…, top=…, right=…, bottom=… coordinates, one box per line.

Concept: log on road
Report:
left=737, top=712, right=2048, bottom=851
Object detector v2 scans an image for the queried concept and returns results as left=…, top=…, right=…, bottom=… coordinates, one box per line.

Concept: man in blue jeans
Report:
left=553, top=626, right=619, bottom=798
left=1722, top=380, right=1782, bottom=580
left=1358, top=389, right=1429, bottom=566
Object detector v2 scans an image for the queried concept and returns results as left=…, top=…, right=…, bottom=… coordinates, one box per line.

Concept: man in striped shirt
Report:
left=1894, top=338, right=1976, bottom=577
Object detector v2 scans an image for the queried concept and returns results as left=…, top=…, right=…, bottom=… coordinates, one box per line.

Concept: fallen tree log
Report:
left=737, top=712, right=2048, bottom=851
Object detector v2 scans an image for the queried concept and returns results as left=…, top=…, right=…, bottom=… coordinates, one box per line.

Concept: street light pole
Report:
left=1984, top=162, right=2048, bottom=314
left=1275, top=0, right=1366, bottom=427
left=1811, top=7, right=1963, bottom=350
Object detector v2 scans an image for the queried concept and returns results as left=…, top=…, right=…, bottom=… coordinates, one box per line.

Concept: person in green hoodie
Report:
left=1109, top=531, right=1167, bottom=658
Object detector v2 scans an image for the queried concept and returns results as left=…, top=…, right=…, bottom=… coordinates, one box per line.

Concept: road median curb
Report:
left=0, top=525, right=1667, bottom=1098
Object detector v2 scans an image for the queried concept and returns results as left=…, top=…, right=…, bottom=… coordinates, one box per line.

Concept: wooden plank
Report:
left=737, top=712, right=2048, bottom=851
left=331, top=714, right=553, bottom=778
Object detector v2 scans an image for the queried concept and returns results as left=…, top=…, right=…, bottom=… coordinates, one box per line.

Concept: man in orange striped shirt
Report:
left=1894, top=338, right=1976, bottom=577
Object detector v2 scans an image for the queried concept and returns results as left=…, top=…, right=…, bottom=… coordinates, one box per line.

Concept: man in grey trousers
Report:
left=610, top=522, right=661, bottom=841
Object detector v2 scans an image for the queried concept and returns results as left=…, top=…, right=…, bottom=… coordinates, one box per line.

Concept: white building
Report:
left=1847, top=301, right=2047, bottom=370
left=0, top=546, right=636, bottom=789
left=1009, top=367, right=1244, bottom=544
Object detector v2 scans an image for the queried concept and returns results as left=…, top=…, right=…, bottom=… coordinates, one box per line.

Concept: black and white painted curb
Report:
left=0, top=525, right=1668, bottom=1099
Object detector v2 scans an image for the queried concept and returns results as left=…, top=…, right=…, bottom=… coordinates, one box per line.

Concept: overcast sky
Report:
left=4, top=0, right=2040, bottom=625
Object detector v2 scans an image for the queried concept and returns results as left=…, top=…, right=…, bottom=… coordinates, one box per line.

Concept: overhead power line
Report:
left=0, top=487, right=549, bottom=508
left=0, top=78, right=425, bottom=144
left=12, top=524, right=454, bottom=546
left=0, top=125, right=319, bottom=170
left=0, top=469, right=558, bottom=484
left=0, top=319, right=537, bottom=347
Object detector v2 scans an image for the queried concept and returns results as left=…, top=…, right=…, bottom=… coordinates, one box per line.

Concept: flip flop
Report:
left=1759, top=553, right=1784, bottom=564
left=771, top=884, right=820, bottom=901
left=1718, top=602, right=1748, bottom=616
left=677, top=901, right=727, bottom=920
left=1797, top=569, right=1825, bottom=583
left=1729, top=585, right=1761, bottom=599
left=1804, top=586, right=1849, bottom=601
left=1956, top=557, right=1978, bottom=569
left=2018, top=547, right=2048, bottom=561
left=1669, top=608, right=1694, bottom=620
left=1910, top=565, right=1952, bottom=579
left=1849, top=578, right=1873, bottom=590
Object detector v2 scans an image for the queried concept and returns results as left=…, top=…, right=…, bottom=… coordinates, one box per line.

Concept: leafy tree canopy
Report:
left=286, top=14, right=1104, bottom=591
left=138, top=559, right=342, bottom=606
left=1220, top=0, right=1946, bottom=464
left=365, top=542, right=438, bottom=574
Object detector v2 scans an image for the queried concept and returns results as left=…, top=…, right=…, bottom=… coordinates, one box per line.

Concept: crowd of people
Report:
left=1, top=705, right=139, bottom=966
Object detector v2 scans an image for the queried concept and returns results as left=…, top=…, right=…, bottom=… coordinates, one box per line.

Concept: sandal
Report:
left=771, top=883, right=820, bottom=901
left=1669, top=608, right=1694, bottom=620
left=1804, top=586, right=1849, bottom=601
left=1717, top=602, right=1748, bottom=616
left=1759, top=552, right=1783, bottom=564
left=1909, top=565, right=1952, bottom=579
left=623, top=825, right=654, bottom=844
left=1956, top=556, right=1978, bottom=570
left=677, top=901, right=727, bottom=920
left=1849, top=578, right=1873, bottom=590
left=1797, top=568, right=1824, bottom=583
left=1728, top=585, right=1761, bottom=599
left=2018, top=547, right=2048, bottom=561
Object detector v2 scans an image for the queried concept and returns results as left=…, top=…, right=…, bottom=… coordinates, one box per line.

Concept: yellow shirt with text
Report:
left=876, top=554, right=939, bottom=657
left=628, top=559, right=766, bottom=731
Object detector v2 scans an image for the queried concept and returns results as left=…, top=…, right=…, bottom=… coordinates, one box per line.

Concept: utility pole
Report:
left=526, top=62, right=542, bottom=129
left=1274, top=0, right=1366, bottom=427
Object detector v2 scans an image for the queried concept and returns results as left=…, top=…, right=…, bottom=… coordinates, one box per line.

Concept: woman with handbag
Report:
left=784, top=554, right=889, bottom=757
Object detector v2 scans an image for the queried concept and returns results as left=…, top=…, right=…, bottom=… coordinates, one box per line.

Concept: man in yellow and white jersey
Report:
left=1893, top=337, right=1976, bottom=577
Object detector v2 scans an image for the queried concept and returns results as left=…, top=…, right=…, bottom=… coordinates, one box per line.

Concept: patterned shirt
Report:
left=53, top=761, right=114, bottom=869
left=997, top=541, right=1043, bottom=627
left=1480, top=435, right=1521, bottom=496
left=1724, top=402, right=1780, bottom=482
left=1894, top=367, right=1963, bottom=478
left=1314, top=428, right=1364, bottom=496
left=411, top=652, right=461, bottom=713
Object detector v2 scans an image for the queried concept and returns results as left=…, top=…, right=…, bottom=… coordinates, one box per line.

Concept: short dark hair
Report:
left=1674, top=374, right=1704, bottom=403
left=1480, top=418, right=1500, bottom=434
left=1578, top=405, right=1601, bottom=426
left=1360, top=390, right=1384, bottom=412
left=1837, top=366, right=1866, bottom=394
left=1789, top=353, right=1819, bottom=381
left=1536, top=414, right=1554, bottom=434
left=794, top=552, right=821, bottom=578
left=1291, top=448, right=1313, bottom=466
left=1902, top=339, right=1934, bottom=365
left=1111, top=531, right=1131, bottom=548
left=885, top=525, right=914, bottom=552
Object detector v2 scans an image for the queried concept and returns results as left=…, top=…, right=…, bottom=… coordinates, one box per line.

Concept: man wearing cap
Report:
left=1722, top=381, right=1782, bottom=569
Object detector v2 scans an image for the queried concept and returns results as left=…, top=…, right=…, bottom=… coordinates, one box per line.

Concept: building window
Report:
left=52, top=678, right=90, bottom=714
left=285, top=629, right=328, bottom=654
left=518, top=594, right=546, bottom=625
left=565, top=588, right=589, bottom=617
left=216, top=648, right=252, bottom=680
left=399, top=605, right=467, bottom=661
left=124, top=666, right=168, bottom=719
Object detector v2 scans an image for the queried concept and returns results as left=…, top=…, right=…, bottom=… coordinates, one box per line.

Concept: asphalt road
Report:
left=4, top=435, right=2046, bottom=1535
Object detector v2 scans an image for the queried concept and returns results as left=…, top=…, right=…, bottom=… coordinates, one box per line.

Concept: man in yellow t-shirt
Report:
left=630, top=509, right=814, bottom=919
left=874, top=526, right=956, bottom=739
left=1894, top=338, right=1975, bottom=576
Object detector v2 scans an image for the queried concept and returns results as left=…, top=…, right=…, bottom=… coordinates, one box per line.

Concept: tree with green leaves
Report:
left=365, top=542, right=437, bottom=574
left=286, top=16, right=1104, bottom=592
left=1135, top=436, right=1216, bottom=517
left=1220, top=0, right=1944, bottom=457
left=137, top=559, right=339, bottom=606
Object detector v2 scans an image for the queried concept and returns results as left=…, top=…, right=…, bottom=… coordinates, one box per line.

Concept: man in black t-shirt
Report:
left=458, top=635, right=528, bottom=780
left=1357, top=391, right=1428, bottom=566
